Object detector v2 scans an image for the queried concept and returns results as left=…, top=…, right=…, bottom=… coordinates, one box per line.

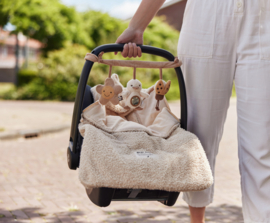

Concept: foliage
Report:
left=0, top=7, right=181, bottom=101
left=0, top=83, right=15, bottom=94
left=1, top=0, right=179, bottom=55
left=0, top=0, right=11, bottom=27
left=0, top=0, right=92, bottom=52
left=231, top=83, right=236, bottom=97
left=1, top=44, right=87, bottom=100
left=18, top=69, right=38, bottom=86
left=144, top=16, right=179, bottom=55
left=82, top=10, right=126, bottom=47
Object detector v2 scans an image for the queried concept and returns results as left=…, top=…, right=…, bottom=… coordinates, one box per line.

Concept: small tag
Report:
left=136, top=151, right=154, bottom=158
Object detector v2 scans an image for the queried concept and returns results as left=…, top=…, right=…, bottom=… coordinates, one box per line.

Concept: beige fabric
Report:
left=79, top=73, right=213, bottom=192
left=78, top=102, right=213, bottom=192
left=85, top=52, right=182, bottom=68
left=80, top=101, right=179, bottom=138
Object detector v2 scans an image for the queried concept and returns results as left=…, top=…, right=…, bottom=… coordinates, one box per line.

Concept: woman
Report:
left=115, top=0, right=270, bottom=222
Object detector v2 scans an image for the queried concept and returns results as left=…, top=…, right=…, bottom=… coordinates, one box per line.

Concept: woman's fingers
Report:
left=133, top=43, right=138, bottom=58
left=121, top=44, right=129, bottom=57
left=120, top=43, right=141, bottom=58
left=128, top=43, right=134, bottom=58
left=137, top=46, right=142, bottom=57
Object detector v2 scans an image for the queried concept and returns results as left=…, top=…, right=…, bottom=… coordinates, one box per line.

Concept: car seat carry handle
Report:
left=69, top=43, right=187, bottom=169
left=84, top=51, right=182, bottom=69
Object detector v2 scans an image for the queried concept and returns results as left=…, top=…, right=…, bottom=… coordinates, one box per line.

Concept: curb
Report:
left=0, top=124, right=70, bottom=140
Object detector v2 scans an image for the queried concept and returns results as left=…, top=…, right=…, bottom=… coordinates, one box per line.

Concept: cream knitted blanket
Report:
left=78, top=99, right=213, bottom=192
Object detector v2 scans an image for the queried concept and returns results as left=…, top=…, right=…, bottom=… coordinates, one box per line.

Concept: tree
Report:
left=82, top=10, right=126, bottom=47
left=0, top=0, right=93, bottom=53
left=0, top=0, right=20, bottom=27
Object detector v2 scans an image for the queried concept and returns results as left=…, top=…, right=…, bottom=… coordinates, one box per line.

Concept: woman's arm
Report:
left=116, top=0, right=166, bottom=58
left=128, top=0, right=166, bottom=34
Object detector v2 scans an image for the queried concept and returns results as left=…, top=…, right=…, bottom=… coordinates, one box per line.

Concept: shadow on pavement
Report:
left=205, top=204, right=243, bottom=222
left=0, top=207, right=85, bottom=222
left=103, top=204, right=243, bottom=222
left=0, top=204, right=243, bottom=222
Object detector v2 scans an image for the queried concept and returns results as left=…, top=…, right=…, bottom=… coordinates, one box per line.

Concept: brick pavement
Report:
left=0, top=99, right=243, bottom=223
left=0, top=101, right=73, bottom=135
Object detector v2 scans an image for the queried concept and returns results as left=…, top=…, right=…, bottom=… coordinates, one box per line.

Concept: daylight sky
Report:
left=60, top=0, right=170, bottom=19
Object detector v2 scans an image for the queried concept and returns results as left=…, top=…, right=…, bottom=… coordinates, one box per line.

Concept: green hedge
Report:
left=18, top=69, right=38, bottom=86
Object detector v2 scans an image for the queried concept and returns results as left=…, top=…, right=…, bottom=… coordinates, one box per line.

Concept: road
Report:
left=0, top=99, right=243, bottom=223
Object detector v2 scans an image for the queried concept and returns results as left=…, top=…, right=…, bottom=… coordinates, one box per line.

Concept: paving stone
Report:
left=12, top=197, right=30, bottom=208
left=11, top=209, right=29, bottom=219
left=0, top=209, right=13, bottom=218
left=0, top=217, right=17, bottom=223
left=57, top=214, right=76, bottom=223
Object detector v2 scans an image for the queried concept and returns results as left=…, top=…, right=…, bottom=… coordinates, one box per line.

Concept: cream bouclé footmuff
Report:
left=78, top=74, right=213, bottom=192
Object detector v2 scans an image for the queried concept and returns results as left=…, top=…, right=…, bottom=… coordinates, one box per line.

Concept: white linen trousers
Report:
left=177, top=0, right=270, bottom=222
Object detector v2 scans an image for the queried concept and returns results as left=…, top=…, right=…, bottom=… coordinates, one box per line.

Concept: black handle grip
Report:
left=69, top=44, right=187, bottom=155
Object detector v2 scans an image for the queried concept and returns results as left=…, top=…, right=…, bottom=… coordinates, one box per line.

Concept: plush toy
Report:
left=155, top=79, right=171, bottom=111
left=96, top=78, right=123, bottom=105
left=121, top=79, right=149, bottom=110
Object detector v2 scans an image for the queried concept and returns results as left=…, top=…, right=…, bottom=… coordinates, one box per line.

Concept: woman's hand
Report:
left=114, top=0, right=165, bottom=58
left=115, top=27, right=143, bottom=58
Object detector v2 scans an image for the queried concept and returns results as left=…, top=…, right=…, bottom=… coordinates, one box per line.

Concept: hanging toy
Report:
left=121, top=67, right=149, bottom=110
left=96, top=66, right=123, bottom=105
left=155, top=69, right=171, bottom=111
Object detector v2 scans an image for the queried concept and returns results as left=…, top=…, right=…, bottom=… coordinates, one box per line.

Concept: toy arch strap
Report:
left=84, top=51, right=182, bottom=69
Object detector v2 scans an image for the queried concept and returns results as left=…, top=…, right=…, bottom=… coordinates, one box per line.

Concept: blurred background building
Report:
left=0, top=28, right=42, bottom=83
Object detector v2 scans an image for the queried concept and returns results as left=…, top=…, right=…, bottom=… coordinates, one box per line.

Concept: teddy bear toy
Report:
left=121, top=79, right=149, bottom=110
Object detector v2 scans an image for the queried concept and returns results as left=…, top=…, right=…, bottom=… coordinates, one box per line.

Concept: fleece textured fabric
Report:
left=78, top=100, right=213, bottom=192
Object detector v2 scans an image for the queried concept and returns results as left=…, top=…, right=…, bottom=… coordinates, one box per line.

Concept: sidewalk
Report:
left=0, top=99, right=243, bottom=222
left=0, top=101, right=74, bottom=139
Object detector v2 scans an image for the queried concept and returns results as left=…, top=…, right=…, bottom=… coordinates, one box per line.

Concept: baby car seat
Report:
left=67, top=44, right=187, bottom=207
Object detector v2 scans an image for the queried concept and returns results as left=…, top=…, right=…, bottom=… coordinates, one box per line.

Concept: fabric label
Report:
left=136, top=151, right=154, bottom=158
